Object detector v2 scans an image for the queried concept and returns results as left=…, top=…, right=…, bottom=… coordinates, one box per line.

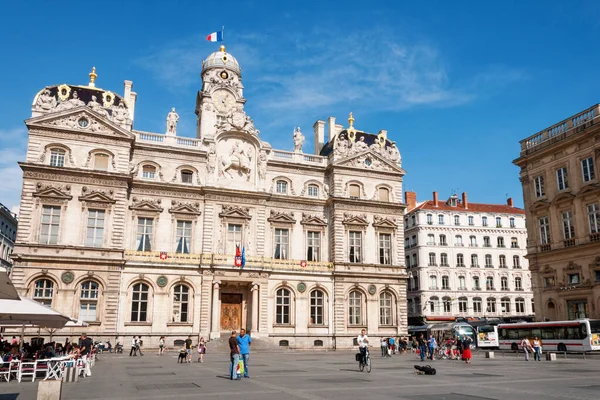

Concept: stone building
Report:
left=514, top=104, right=600, bottom=321
left=404, top=191, right=534, bottom=325
left=0, top=202, right=18, bottom=274
left=10, top=46, right=408, bottom=349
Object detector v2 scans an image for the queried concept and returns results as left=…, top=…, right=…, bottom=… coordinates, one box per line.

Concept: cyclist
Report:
left=357, top=329, right=369, bottom=364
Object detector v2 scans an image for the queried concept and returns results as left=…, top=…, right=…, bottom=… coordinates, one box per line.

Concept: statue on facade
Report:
left=87, top=95, right=108, bottom=117
left=166, top=108, right=179, bottom=135
left=388, top=144, right=401, bottom=163
left=334, top=136, right=349, bottom=157
left=35, top=89, right=57, bottom=112
left=258, top=150, right=267, bottom=179
left=219, top=141, right=252, bottom=180
left=293, top=127, right=304, bottom=153
left=56, top=90, right=85, bottom=111
left=207, top=143, right=217, bottom=174
left=112, top=102, right=129, bottom=125
left=353, top=136, right=369, bottom=153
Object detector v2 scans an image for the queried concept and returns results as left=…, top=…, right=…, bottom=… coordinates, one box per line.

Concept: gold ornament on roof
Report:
left=102, top=91, right=115, bottom=108
left=220, top=45, right=226, bottom=52
left=88, top=67, right=97, bottom=87
left=57, top=84, right=71, bottom=101
left=348, top=112, right=354, bottom=128
left=347, top=112, right=357, bottom=142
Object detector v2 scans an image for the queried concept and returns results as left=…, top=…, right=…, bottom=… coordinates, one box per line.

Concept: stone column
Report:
left=251, top=283, right=260, bottom=338
left=210, top=281, right=221, bottom=339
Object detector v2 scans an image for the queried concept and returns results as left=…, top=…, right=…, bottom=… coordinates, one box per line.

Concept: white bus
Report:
left=498, top=319, right=600, bottom=352
left=476, top=324, right=499, bottom=348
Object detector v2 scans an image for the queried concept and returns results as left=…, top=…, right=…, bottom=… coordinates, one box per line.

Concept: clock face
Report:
left=213, top=91, right=235, bottom=113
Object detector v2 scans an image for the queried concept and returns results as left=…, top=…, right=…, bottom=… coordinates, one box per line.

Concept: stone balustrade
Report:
left=134, top=131, right=202, bottom=148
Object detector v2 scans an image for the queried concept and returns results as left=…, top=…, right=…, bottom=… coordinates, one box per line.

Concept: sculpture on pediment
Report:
left=166, top=108, right=179, bottom=135
left=35, top=89, right=57, bottom=112
left=334, top=136, right=350, bottom=157
left=388, top=144, right=401, bottom=163
left=90, top=120, right=104, bottom=132
left=207, top=143, right=217, bottom=174
left=258, top=150, right=267, bottom=179
left=216, top=107, right=260, bottom=136
left=112, top=102, right=129, bottom=125
left=56, top=90, right=85, bottom=112
left=293, top=127, right=304, bottom=153
left=87, top=95, right=108, bottom=117
left=219, top=141, right=252, bottom=180
left=353, top=136, right=369, bottom=153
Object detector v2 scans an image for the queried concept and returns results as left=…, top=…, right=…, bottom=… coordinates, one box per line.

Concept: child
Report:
left=197, top=337, right=206, bottom=363
left=177, top=348, right=187, bottom=363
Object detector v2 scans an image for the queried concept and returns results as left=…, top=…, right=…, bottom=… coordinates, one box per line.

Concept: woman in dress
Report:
left=158, top=336, right=165, bottom=356
left=462, top=335, right=473, bottom=364
left=532, top=336, right=542, bottom=361
left=197, top=337, right=206, bottom=363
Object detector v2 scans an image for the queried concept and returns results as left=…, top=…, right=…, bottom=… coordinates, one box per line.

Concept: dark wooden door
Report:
left=220, top=293, right=242, bottom=331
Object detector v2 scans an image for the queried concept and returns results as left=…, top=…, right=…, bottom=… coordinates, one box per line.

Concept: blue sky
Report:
left=1, top=0, right=600, bottom=213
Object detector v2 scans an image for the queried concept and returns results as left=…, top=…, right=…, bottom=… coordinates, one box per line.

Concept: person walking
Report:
left=197, top=337, right=206, bottom=363
left=389, top=336, right=396, bottom=354
left=158, top=336, right=165, bottom=356
left=521, top=337, right=532, bottom=361
left=137, top=336, right=144, bottom=356
left=427, top=336, right=437, bottom=360
left=237, top=329, right=252, bottom=378
left=130, top=336, right=138, bottom=356
left=80, top=333, right=93, bottom=376
left=417, top=334, right=427, bottom=362
left=380, top=337, right=388, bottom=357
left=532, top=336, right=542, bottom=361
left=185, top=335, right=193, bottom=363
left=462, top=335, right=473, bottom=364
left=228, top=331, right=241, bottom=380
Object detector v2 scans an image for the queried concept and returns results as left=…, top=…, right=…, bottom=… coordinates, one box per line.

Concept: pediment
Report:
left=551, top=191, right=575, bottom=205
left=529, top=199, right=550, bottom=211
left=169, top=201, right=202, bottom=216
left=78, top=188, right=116, bottom=204
left=372, top=216, right=398, bottom=228
left=335, top=151, right=404, bottom=173
left=575, top=183, right=600, bottom=197
left=33, top=183, right=72, bottom=200
left=267, top=210, right=296, bottom=224
left=342, top=213, right=369, bottom=226
left=301, top=213, right=327, bottom=226
left=219, top=205, right=251, bottom=220
left=26, top=107, right=133, bottom=139
left=129, top=198, right=163, bottom=213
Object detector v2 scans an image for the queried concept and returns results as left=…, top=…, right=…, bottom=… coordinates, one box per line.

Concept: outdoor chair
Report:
left=18, top=361, right=36, bottom=382
left=0, top=360, right=10, bottom=382
left=35, top=360, right=49, bottom=380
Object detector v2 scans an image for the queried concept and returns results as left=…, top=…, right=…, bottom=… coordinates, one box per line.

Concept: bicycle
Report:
left=358, top=347, right=372, bottom=373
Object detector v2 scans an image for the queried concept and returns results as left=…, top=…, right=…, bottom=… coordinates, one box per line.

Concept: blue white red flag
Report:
left=206, top=31, right=223, bottom=42
left=241, top=246, right=246, bottom=268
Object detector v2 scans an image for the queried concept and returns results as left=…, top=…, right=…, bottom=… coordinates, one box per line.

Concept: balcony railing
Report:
left=563, top=239, right=576, bottom=248
left=590, top=233, right=600, bottom=243
left=541, top=244, right=552, bottom=252
left=134, top=131, right=202, bottom=148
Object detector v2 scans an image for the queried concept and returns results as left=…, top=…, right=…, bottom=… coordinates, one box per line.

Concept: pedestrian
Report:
left=158, top=336, right=165, bottom=356
left=456, top=336, right=463, bottom=358
left=462, top=335, right=473, bottom=364
left=532, top=336, right=542, bottom=361
left=389, top=336, right=396, bottom=354
left=237, top=329, right=252, bottom=378
left=228, top=330, right=241, bottom=380
left=520, top=337, right=532, bottom=361
left=137, top=336, right=144, bottom=356
left=427, top=336, right=437, bottom=360
left=79, top=333, right=93, bottom=377
left=417, top=334, right=427, bottom=362
left=411, top=337, right=418, bottom=353
left=185, top=335, right=193, bottom=363
left=197, top=337, right=206, bottom=363
left=130, top=336, right=138, bottom=356
left=381, top=337, right=388, bottom=357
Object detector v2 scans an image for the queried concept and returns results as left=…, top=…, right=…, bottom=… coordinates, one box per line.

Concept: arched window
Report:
left=441, top=275, right=450, bottom=290
left=427, top=234, right=435, bottom=245
left=131, top=282, right=149, bottom=322
left=142, top=165, right=156, bottom=179
left=442, top=296, right=452, bottom=313
left=80, top=280, right=99, bottom=322
left=378, top=187, right=390, bottom=202
left=307, top=184, right=319, bottom=198
left=49, top=148, right=65, bottom=167
left=454, top=215, right=460, bottom=226
left=379, top=291, right=394, bottom=325
left=486, top=297, right=496, bottom=313
left=515, top=297, right=525, bottom=313
left=429, top=296, right=439, bottom=313
left=473, top=297, right=482, bottom=313
left=456, top=253, right=464, bottom=267
left=485, top=254, right=493, bottom=267
left=455, top=235, right=463, bottom=246
left=276, top=180, right=288, bottom=194
left=181, top=169, right=194, bottom=184
left=497, top=236, right=505, bottom=247
left=458, top=297, right=468, bottom=313
left=440, top=253, right=448, bottom=266
left=428, top=253, right=436, bottom=266
left=496, top=217, right=502, bottom=227
left=469, top=235, right=477, bottom=246
left=483, top=236, right=491, bottom=247
left=501, top=298, right=511, bottom=313
left=458, top=276, right=466, bottom=289
left=429, top=275, right=438, bottom=290
left=482, top=216, right=488, bottom=226
left=509, top=217, right=516, bottom=228
left=473, top=276, right=481, bottom=290
left=515, top=277, right=522, bottom=290
left=172, top=284, right=190, bottom=323
left=511, top=237, right=519, bottom=248
left=471, top=254, right=478, bottom=267
left=310, top=290, right=325, bottom=325
left=501, top=277, right=508, bottom=290
left=93, top=153, right=109, bottom=171
left=439, top=234, right=447, bottom=246
left=427, top=214, right=433, bottom=225
left=275, top=288, right=291, bottom=324
left=349, top=184, right=360, bottom=199
left=499, top=255, right=507, bottom=268
left=405, top=255, right=411, bottom=267
left=348, top=290, right=363, bottom=325
left=33, top=279, right=54, bottom=306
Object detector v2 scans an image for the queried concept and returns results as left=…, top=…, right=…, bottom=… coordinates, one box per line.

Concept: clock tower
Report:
left=195, top=45, right=245, bottom=139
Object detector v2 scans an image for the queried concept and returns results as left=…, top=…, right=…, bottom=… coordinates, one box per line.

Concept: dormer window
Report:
left=142, top=165, right=156, bottom=179
left=349, top=184, right=360, bottom=199
left=378, top=187, right=390, bottom=202
left=448, top=197, right=457, bottom=207
left=181, top=170, right=193, bottom=184
left=276, top=180, right=288, bottom=194
left=50, top=148, right=65, bottom=167
left=93, top=153, right=109, bottom=171
left=307, top=184, right=319, bottom=198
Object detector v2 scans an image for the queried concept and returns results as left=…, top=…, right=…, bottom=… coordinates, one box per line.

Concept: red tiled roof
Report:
left=412, top=200, right=525, bottom=215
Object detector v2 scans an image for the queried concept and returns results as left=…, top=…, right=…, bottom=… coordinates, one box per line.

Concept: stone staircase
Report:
left=207, top=336, right=288, bottom=353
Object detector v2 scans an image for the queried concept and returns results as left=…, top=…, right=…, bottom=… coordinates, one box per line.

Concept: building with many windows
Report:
left=0, top=202, right=18, bottom=274
left=514, top=104, right=600, bottom=321
left=404, top=191, right=534, bottom=324
left=10, top=46, right=408, bottom=349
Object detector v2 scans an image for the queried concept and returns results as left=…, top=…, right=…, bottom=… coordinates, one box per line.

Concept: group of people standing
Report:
left=415, top=334, right=473, bottom=363
left=228, top=329, right=252, bottom=380
left=520, top=336, right=543, bottom=361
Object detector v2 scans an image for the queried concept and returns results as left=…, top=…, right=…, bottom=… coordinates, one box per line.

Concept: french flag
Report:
left=206, top=31, right=223, bottom=42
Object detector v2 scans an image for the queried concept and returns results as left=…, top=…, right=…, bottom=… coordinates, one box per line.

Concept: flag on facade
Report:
left=234, top=244, right=242, bottom=267
left=206, top=31, right=223, bottom=42
left=241, top=246, right=246, bottom=268
left=159, top=252, right=168, bottom=260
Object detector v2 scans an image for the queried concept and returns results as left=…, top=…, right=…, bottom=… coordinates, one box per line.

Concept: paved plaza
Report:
left=1, top=351, right=600, bottom=400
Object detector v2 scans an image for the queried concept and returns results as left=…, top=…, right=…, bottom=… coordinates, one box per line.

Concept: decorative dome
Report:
left=202, top=45, right=241, bottom=75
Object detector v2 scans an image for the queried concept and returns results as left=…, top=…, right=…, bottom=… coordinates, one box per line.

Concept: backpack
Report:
left=355, top=353, right=362, bottom=362
left=414, top=365, right=437, bottom=375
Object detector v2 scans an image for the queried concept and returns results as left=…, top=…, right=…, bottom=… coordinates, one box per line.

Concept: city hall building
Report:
left=10, top=46, right=408, bottom=349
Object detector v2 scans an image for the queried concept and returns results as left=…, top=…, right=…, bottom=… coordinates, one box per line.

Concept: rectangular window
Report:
left=93, top=154, right=109, bottom=171
left=79, top=303, right=97, bottom=322
left=510, top=218, right=516, bottom=228
left=468, top=216, right=474, bottom=226
left=349, top=231, right=362, bottom=263
left=567, top=300, right=588, bottom=320
left=588, top=203, right=600, bottom=234
left=438, top=215, right=445, bottom=225
left=515, top=299, right=525, bottom=313
left=85, top=209, right=105, bottom=247
left=482, top=216, right=488, bottom=227
left=458, top=298, right=468, bottom=313
left=496, top=217, right=502, bottom=227
left=227, top=224, right=243, bottom=255
left=539, top=216, right=550, bottom=245
left=544, top=277, right=555, bottom=287
left=310, top=291, right=324, bottom=325
left=136, top=218, right=153, bottom=252
left=274, top=228, right=289, bottom=259
left=561, top=211, right=575, bottom=240
left=379, top=233, right=392, bottom=265
left=308, top=185, right=319, bottom=197
left=181, top=170, right=193, bottom=184
left=442, top=276, right=450, bottom=290
left=427, top=214, right=433, bottom=225
left=175, top=220, right=192, bottom=254
left=142, top=166, right=156, bottom=179
left=473, top=276, right=481, bottom=290
left=40, top=206, right=61, bottom=245
left=513, top=255, right=520, bottom=268
left=557, top=167, right=569, bottom=191
left=568, top=273, right=580, bottom=284
left=473, top=298, right=482, bottom=313
left=515, top=278, right=522, bottom=290
left=534, top=175, right=545, bottom=198
left=307, top=231, right=321, bottom=261
left=458, top=276, right=466, bottom=289
left=582, top=157, right=595, bottom=182
left=49, top=149, right=65, bottom=167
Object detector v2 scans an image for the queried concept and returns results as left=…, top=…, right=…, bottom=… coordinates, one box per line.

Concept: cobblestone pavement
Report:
left=1, top=351, right=599, bottom=400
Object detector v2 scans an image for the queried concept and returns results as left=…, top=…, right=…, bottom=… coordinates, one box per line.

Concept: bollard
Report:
left=486, top=351, right=495, bottom=359
left=37, top=379, right=62, bottom=400
left=545, top=352, right=556, bottom=361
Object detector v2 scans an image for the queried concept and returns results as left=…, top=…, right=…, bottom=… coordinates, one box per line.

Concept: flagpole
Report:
left=222, top=26, right=225, bottom=46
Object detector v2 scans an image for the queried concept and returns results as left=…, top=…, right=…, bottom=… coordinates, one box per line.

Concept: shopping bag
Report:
left=237, top=359, right=245, bottom=375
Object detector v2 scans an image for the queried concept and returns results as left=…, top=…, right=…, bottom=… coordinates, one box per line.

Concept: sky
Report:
left=2, top=0, right=600, bottom=214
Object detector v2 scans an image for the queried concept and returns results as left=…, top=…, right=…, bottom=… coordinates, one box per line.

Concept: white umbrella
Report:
left=0, top=297, right=71, bottom=329
left=64, top=319, right=89, bottom=328
left=0, top=270, right=19, bottom=300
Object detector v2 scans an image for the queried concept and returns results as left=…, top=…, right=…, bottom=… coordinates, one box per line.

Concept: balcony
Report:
left=513, top=265, right=522, bottom=269
left=590, top=233, right=600, bottom=243
left=563, top=239, right=576, bottom=248
left=428, top=263, right=438, bottom=267
left=501, top=287, right=509, bottom=291
left=486, top=286, right=496, bottom=291
left=429, top=287, right=439, bottom=290
left=471, top=264, right=479, bottom=268
left=497, top=244, right=506, bottom=248
left=516, top=288, right=524, bottom=291
left=472, top=287, right=482, bottom=291
left=541, top=244, right=552, bottom=252
left=456, top=263, right=466, bottom=268
left=439, top=242, right=448, bottom=247
left=511, top=245, right=520, bottom=249
left=469, top=244, right=479, bottom=248
left=485, top=265, right=494, bottom=269
left=454, top=243, right=464, bottom=247
left=483, top=244, right=492, bottom=248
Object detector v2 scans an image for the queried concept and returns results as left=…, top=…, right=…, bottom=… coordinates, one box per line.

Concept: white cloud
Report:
left=0, top=127, right=28, bottom=211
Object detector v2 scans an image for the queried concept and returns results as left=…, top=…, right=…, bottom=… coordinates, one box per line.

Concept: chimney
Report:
left=507, top=197, right=513, bottom=207
left=123, top=80, right=136, bottom=123
left=405, top=191, right=417, bottom=211
left=313, top=120, right=325, bottom=154
left=462, top=192, right=468, bottom=209
left=433, top=191, right=439, bottom=207
left=327, top=116, right=336, bottom=142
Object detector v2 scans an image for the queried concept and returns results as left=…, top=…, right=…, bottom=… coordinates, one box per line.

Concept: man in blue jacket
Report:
left=237, top=329, right=252, bottom=378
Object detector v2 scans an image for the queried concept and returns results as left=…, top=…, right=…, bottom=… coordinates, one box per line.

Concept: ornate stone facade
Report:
left=11, top=48, right=407, bottom=349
